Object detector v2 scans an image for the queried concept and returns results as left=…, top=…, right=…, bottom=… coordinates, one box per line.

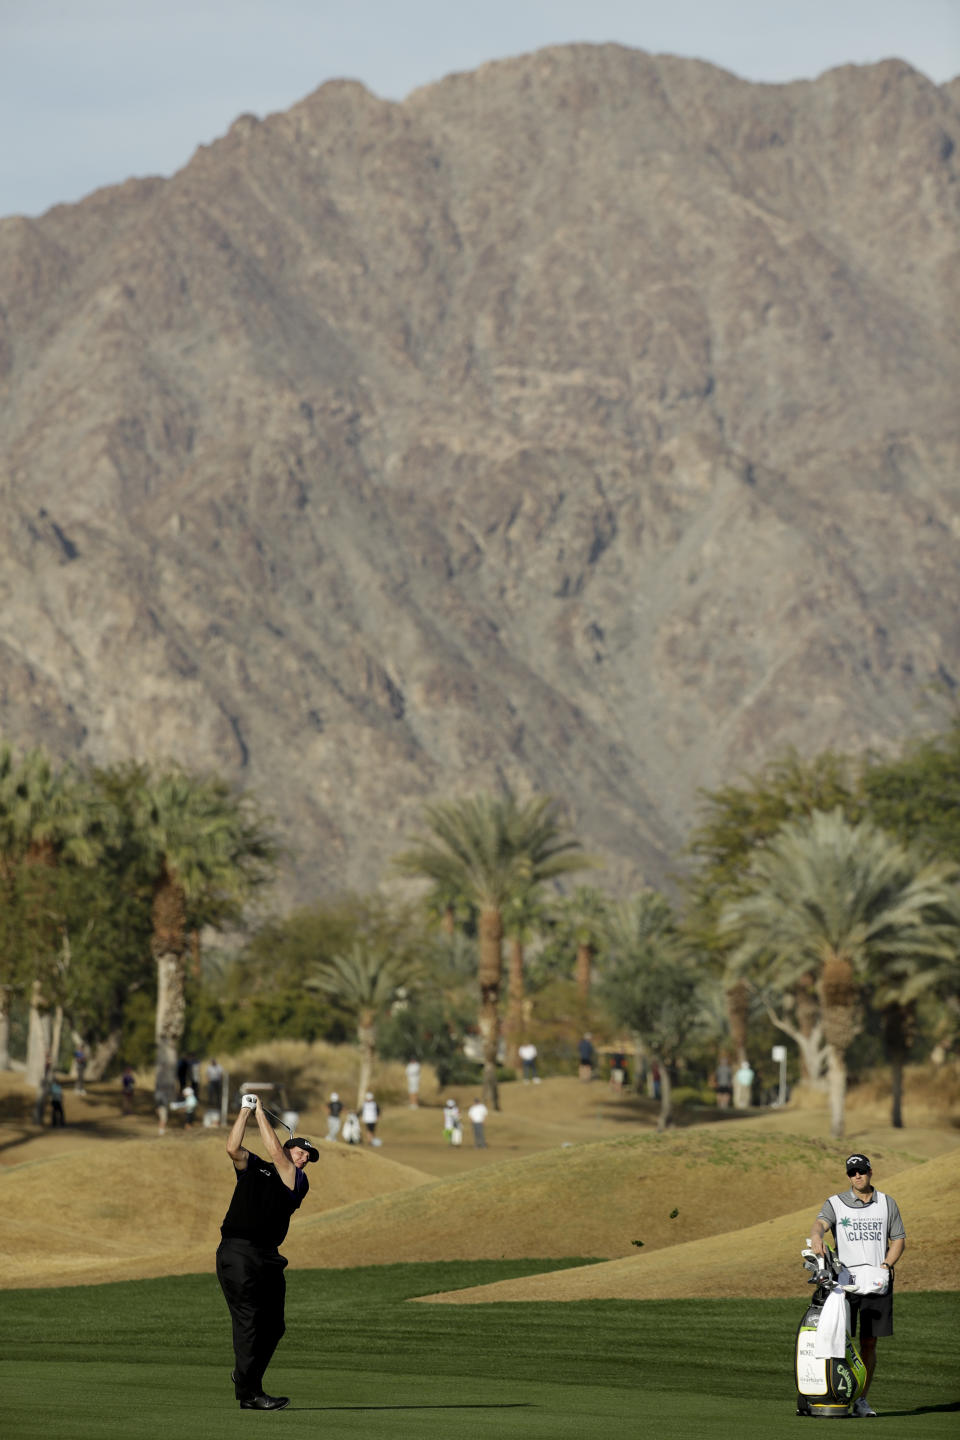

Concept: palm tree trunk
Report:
left=155, top=950, right=186, bottom=1101
left=478, top=906, right=503, bottom=1110
left=0, top=985, right=11, bottom=1070
left=826, top=1043, right=847, bottom=1139
left=820, top=954, right=859, bottom=1140
left=884, top=1003, right=914, bottom=1130
left=726, top=980, right=749, bottom=1065
left=152, top=873, right=186, bottom=1100
left=503, top=935, right=524, bottom=1070
left=575, top=941, right=593, bottom=1015
left=26, top=978, right=53, bottom=1087
left=356, top=1010, right=376, bottom=1110
left=655, top=1052, right=673, bottom=1132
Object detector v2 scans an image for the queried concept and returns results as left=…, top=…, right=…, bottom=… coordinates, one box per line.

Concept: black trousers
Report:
left=216, top=1238, right=288, bottom=1399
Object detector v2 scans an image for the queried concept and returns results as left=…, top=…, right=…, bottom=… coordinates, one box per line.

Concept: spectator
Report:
left=121, top=1066, right=135, bottom=1115
left=518, top=1041, right=539, bottom=1083
left=341, top=1110, right=361, bottom=1145
left=325, top=1092, right=343, bottom=1141
left=578, top=1033, right=595, bottom=1081
left=361, top=1092, right=381, bottom=1146
left=176, top=1054, right=191, bottom=1098
left=443, top=1098, right=462, bottom=1146
left=405, top=1058, right=422, bottom=1108
left=734, top=1058, right=755, bottom=1109
left=206, top=1058, right=224, bottom=1111
left=49, top=1076, right=66, bottom=1127
left=714, top=1054, right=733, bottom=1109
left=170, top=1084, right=198, bottom=1129
left=467, top=1098, right=488, bottom=1148
left=610, top=1052, right=626, bottom=1092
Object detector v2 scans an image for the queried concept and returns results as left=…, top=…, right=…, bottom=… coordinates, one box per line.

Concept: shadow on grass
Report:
left=288, top=1404, right=533, bottom=1413
left=882, top=1401, right=960, bottom=1417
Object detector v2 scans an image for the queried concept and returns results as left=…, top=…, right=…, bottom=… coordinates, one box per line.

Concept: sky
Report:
left=2, top=0, right=958, bottom=219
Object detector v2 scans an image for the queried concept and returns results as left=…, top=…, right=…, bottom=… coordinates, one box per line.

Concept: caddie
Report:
left=809, top=1153, right=906, bottom=1418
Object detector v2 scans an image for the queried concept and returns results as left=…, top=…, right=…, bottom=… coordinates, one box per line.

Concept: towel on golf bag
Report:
left=813, top=1288, right=848, bottom=1359
left=844, top=1265, right=889, bottom=1296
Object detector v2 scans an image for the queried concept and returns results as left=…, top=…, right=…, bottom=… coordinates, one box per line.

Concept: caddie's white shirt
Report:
left=828, top=1190, right=890, bottom=1268
left=468, top=1103, right=488, bottom=1124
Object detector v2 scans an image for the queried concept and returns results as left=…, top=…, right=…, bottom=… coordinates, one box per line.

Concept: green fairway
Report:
left=2, top=1263, right=956, bottom=1438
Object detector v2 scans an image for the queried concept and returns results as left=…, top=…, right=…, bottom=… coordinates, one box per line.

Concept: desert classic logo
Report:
left=838, top=1216, right=883, bottom=1242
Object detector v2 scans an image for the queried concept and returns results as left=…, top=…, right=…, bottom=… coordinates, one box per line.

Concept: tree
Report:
left=547, top=885, right=613, bottom=1018
left=394, top=789, right=588, bottom=1107
left=0, top=745, right=100, bottom=1082
left=862, top=720, right=960, bottom=862
left=501, top=882, right=549, bottom=1068
left=600, top=890, right=715, bottom=1131
left=684, top=748, right=861, bottom=1077
left=309, top=921, right=425, bottom=1107
left=129, top=765, right=277, bottom=1100
left=720, top=809, right=959, bottom=1138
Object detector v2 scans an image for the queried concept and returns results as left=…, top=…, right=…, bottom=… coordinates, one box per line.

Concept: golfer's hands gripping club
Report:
left=241, top=1092, right=259, bottom=1111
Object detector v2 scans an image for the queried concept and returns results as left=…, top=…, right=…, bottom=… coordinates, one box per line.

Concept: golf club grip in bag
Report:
left=795, top=1299, right=867, bottom=1418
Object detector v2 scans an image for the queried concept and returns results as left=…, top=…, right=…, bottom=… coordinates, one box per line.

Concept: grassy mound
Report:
left=0, top=1128, right=430, bottom=1289
left=420, top=1147, right=960, bottom=1303
left=283, top=1128, right=921, bottom=1270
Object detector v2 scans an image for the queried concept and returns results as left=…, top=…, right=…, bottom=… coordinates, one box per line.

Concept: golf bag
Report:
left=795, top=1243, right=867, bottom=1418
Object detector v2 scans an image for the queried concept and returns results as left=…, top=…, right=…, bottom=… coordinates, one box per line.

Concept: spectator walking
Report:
left=405, top=1058, right=422, bottom=1108
left=325, top=1092, right=343, bottom=1141
left=609, top=1052, right=627, bottom=1092
left=361, top=1092, right=381, bottom=1146
left=518, top=1042, right=539, bottom=1083
left=578, top=1033, right=595, bottom=1081
left=443, top=1098, right=462, bottom=1145
left=49, top=1077, right=66, bottom=1127
left=467, top=1098, right=488, bottom=1148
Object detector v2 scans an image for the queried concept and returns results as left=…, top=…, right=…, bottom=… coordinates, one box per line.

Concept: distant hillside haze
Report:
left=1, top=44, right=958, bottom=903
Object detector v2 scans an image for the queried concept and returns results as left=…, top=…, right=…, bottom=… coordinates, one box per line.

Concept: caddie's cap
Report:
left=845, top=1153, right=872, bottom=1175
left=284, top=1136, right=319, bottom=1162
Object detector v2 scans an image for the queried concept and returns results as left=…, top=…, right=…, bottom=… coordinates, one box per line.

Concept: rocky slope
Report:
left=1, top=45, right=958, bottom=903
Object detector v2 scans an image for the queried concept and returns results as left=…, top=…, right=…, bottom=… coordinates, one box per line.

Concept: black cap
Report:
left=845, top=1153, right=871, bottom=1176
left=283, top=1136, right=319, bottom=1162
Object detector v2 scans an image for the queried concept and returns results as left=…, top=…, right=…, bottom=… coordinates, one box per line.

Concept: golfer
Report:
left=216, top=1094, right=318, bottom=1411
left=809, top=1153, right=906, bottom=1418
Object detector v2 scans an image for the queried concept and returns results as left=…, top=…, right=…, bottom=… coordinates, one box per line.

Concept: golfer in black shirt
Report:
left=216, top=1094, right=318, bottom=1411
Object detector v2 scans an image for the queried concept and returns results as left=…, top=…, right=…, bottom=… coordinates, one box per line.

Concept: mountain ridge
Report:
left=1, top=44, right=958, bottom=903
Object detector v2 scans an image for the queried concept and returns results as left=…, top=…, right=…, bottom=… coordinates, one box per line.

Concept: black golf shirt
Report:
left=220, top=1159, right=308, bottom=1249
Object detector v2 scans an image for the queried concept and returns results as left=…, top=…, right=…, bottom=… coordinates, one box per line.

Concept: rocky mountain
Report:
left=1, top=45, right=958, bottom=905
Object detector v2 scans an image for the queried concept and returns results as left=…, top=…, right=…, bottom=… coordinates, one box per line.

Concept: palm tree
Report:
left=549, top=885, right=613, bottom=1018
left=600, top=890, right=714, bottom=1131
left=309, top=938, right=424, bottom=1107
left=130, top=765, right=276, bottom=1101
left=721, top=809, right=959, bottom=1138
left=501, top=882, right=550, bottom=1068
left=394, top=789, right=588, bottom=1107
left=0, top=746, right=99, bottom=1083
